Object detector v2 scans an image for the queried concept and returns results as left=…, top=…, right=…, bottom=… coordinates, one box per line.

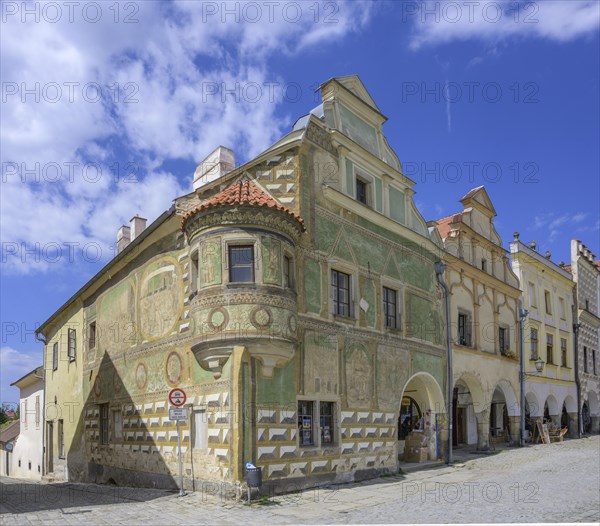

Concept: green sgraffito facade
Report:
left=304, top=258, right=322, bottom=315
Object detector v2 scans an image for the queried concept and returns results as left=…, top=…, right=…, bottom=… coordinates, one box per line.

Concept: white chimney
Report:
left=193, top=146, right=235, bottom=190
left=117, top=226, right=131, bottom=254
left=130, top=215, right=147, bottom=241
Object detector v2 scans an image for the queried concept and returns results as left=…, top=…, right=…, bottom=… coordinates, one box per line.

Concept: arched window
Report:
left=398, top=396, right=421, bottom=440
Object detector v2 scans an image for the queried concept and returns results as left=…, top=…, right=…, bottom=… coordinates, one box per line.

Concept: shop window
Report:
left=383, top=286, right=398, bottom=329
left=331, top=269, right=351, bottom=317
left=320, top=402, right=335, bottom=445
left=228, top=245, right=254, bottom=283
left=298, top=401, right=314, bottom=446
left=398, top=397, right=421, bottom=440
left=52, top=342, right=58, bottom=370
left=457, top=312, right=472, bottom=347
left=561, top=338, right=567, bottom=367
left=58, top=419, right=65, bottom=459
left=530, top=328, right=538, bottom=360
left=546, top=334, right=554, bottom=365
left=99, top=404, right=109, bottom=445
left=68, top=328, right=76, bottom=361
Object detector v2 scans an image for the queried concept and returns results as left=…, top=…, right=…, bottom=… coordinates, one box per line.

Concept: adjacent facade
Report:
left=434, top=188, right=522, bottom=450
left=570, top=240, right=600, bottom=433
left=9, top=367, right=45, bottom=479
left=510, top=237, right=578, bottom=437
left=36, top=76, right=450, bottom=491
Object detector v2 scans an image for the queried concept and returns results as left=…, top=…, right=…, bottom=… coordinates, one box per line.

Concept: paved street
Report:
left=1, top=436, right=599, bottom=524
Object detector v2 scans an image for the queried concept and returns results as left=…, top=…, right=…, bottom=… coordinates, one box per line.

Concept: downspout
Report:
left=573, top=321, right=582, bottom=437
left=518, top=304, right=528, bottom=446
left=435, top=261, right=453, bottom=464
left=35, top=330, right=47, bottom=477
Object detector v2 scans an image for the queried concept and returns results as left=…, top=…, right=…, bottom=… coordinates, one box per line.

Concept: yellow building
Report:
left=434, top=187, right=522, bottom=450
left=510, top=236, right=578, bottom=437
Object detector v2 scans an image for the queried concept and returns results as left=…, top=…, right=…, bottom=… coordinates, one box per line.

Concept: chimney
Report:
left=117, top=226, right=131, bottom=254
left=193, top=146, right=235, bottom=190
left=130, top=215, right=147, bottom=241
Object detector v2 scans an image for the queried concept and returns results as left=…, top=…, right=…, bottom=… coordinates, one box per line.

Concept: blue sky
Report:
left=1, top=0, right=599, bottom=406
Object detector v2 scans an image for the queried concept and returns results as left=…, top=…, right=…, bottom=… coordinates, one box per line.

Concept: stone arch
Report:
left=400, top=372, right=446, bottom=416
left=588, top=391, right=600, bottom=417
left=562, top=395, right=577, bottom=414
left=494, top=379, right=520, bottom=417
left=525, top=391, right=542, bottom=418
left=453, top=373, right=486, bottom=449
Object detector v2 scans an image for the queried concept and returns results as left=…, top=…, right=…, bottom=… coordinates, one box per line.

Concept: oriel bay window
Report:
left=228, top=245, right=254, bottom=283
left=331, top=269, right=351, bottom=317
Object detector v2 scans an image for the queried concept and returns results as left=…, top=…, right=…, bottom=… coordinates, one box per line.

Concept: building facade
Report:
left=9, top=367, right=45, bottom=479
left=570, top=240, right=600, bottom=434
left=434, top=187, right=522, bottom=450
left=510, top=237, right=578, bottom=437
left=37, top=76, right=451, bottom=492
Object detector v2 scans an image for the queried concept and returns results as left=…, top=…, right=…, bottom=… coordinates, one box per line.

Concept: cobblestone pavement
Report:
left=1, top=436, right=599, bottom=524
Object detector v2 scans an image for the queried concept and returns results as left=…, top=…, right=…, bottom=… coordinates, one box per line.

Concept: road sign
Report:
left=168, top=388, right=187, bottom=407
left=169, top=407, right=188, bottom=421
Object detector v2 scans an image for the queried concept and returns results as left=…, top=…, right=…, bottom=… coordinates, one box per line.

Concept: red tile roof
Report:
left=434, top=213, right=462, bottom=240
left=182, top=180, right=305, bottom=231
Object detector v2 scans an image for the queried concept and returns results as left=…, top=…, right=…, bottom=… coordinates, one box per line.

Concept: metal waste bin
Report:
left=246, top=466, right=262, bottom=488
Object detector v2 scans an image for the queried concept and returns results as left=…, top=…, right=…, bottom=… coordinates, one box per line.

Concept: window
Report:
left=298, top=401, right=314, bottom=446
left=112, top=410, right=122, bottom=441
left=544, top=290, right=552, bottom=315
left=52, top=342, right=58, bottom=370
left=35, top=395, right=40, bottom=426
left=320, top=402, right=335, bottom=445
left=561, top=338, right=567, bottom=367
left=559, top=298, right=566, bottom=320
left=228, top=245, right=254, bottom=283
left=23, top=399, right=28, bottom=428
left=529, top=282, right=537, bottom=307
left=88, top=322, right=96, bottom=350
left=68, top=328, right=76, bottom=361
left=283, top=255, right=293, bottom=290
left=583, top=347, right=588, bottom=373
left=530, top=328, right=538, bottom=359
left=499, top=327, right=509, bottom=354
left=585, top=299, right=590, bottom=311
left=356, top=178, right=368, bottom=205
left=457, top=312, right=472, bottom=347
left=193, top=409, right=208, bottom=450
left=481, top=259, right=487, bottom=272
left=593, top=350, right=597, bottom=376
left=383, top=287, right=398, bottom=329
left=58, top=419, right=65, bottom=459
left=546, top=334, right=554, bottom=365
left=331, top=270, right=351, bottom=317
left=99, top=404, right=109, bottom=445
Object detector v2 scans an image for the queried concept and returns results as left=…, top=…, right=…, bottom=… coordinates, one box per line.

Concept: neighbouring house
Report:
left=434, top=187, right=522, bottom=449
left=0, top=420, right=20, bottom=477
left=9, top=366, right=45, bottom=479
left=510, top=236, right=578, bottom=437
left=36, top=75, right=451, bottom=491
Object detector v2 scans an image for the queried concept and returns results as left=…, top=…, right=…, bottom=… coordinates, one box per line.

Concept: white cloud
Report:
left=533, top=211, right=590, bottom=243
left=408, top=1, right=599, bottom=50
left=1, top=1, right=374, bottom=275
left=0, top=347, right=41, bottom=407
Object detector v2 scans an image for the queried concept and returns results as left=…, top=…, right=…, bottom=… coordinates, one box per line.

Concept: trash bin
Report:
left=246, top=466, right=262, bottom=488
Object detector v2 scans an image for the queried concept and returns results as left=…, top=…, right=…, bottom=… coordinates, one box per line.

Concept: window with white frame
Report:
left=499, top=326, right=510, bottom=355
left=228, top=245, right=254, bottom=283
left=544, top=290, right=552, bottom=315
left=68, top=328, right=76, bottom=361
left=530, top=328, right=538, bottom=359
left=331, top=269, right=351, bottom=317
left=52, top=342, right=58, bottom=370
left=457, top=311, right=472, bottom=347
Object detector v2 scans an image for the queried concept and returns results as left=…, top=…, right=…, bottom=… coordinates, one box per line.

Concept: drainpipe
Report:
left=518, top=304, right=528, bottom=447
left=435, top=261, right=453, bottom=464
left=573, top=322, right=582, bottom=437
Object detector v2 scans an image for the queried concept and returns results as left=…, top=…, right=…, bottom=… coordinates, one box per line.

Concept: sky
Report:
left=1, top=0, right=599, bottom=406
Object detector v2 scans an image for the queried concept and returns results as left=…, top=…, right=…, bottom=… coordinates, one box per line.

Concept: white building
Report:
left=9, top=366, right=45, bottom=479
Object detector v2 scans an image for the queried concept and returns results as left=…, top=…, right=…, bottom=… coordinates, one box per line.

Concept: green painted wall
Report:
left=389, top=186, right=405, bottom=224
left=412, top=352, right=445, bottom=392
left=304, top=258, right=322, bottom=314
left=256, top=358, right=296, bottom=405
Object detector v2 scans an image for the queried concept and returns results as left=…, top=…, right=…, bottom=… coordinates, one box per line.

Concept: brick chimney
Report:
left=193, top=146, right=235, bottom=190
left=130, top=215, right=147, bottom=241
left=117, top=226, right=131, bottom=254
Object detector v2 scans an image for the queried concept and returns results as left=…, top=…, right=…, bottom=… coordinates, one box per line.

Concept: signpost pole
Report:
left=176, top=418, right=185, bottom=497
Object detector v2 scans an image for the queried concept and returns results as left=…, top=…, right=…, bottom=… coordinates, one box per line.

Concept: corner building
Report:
left=38, top=76, right=449, bottom=491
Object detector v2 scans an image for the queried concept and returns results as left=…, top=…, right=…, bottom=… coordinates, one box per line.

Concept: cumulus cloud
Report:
left=0, top=347, right=41, bottom=407
left=1, top=1, right=374, bottom=275
left=408, top=0, right=600, bottom=50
